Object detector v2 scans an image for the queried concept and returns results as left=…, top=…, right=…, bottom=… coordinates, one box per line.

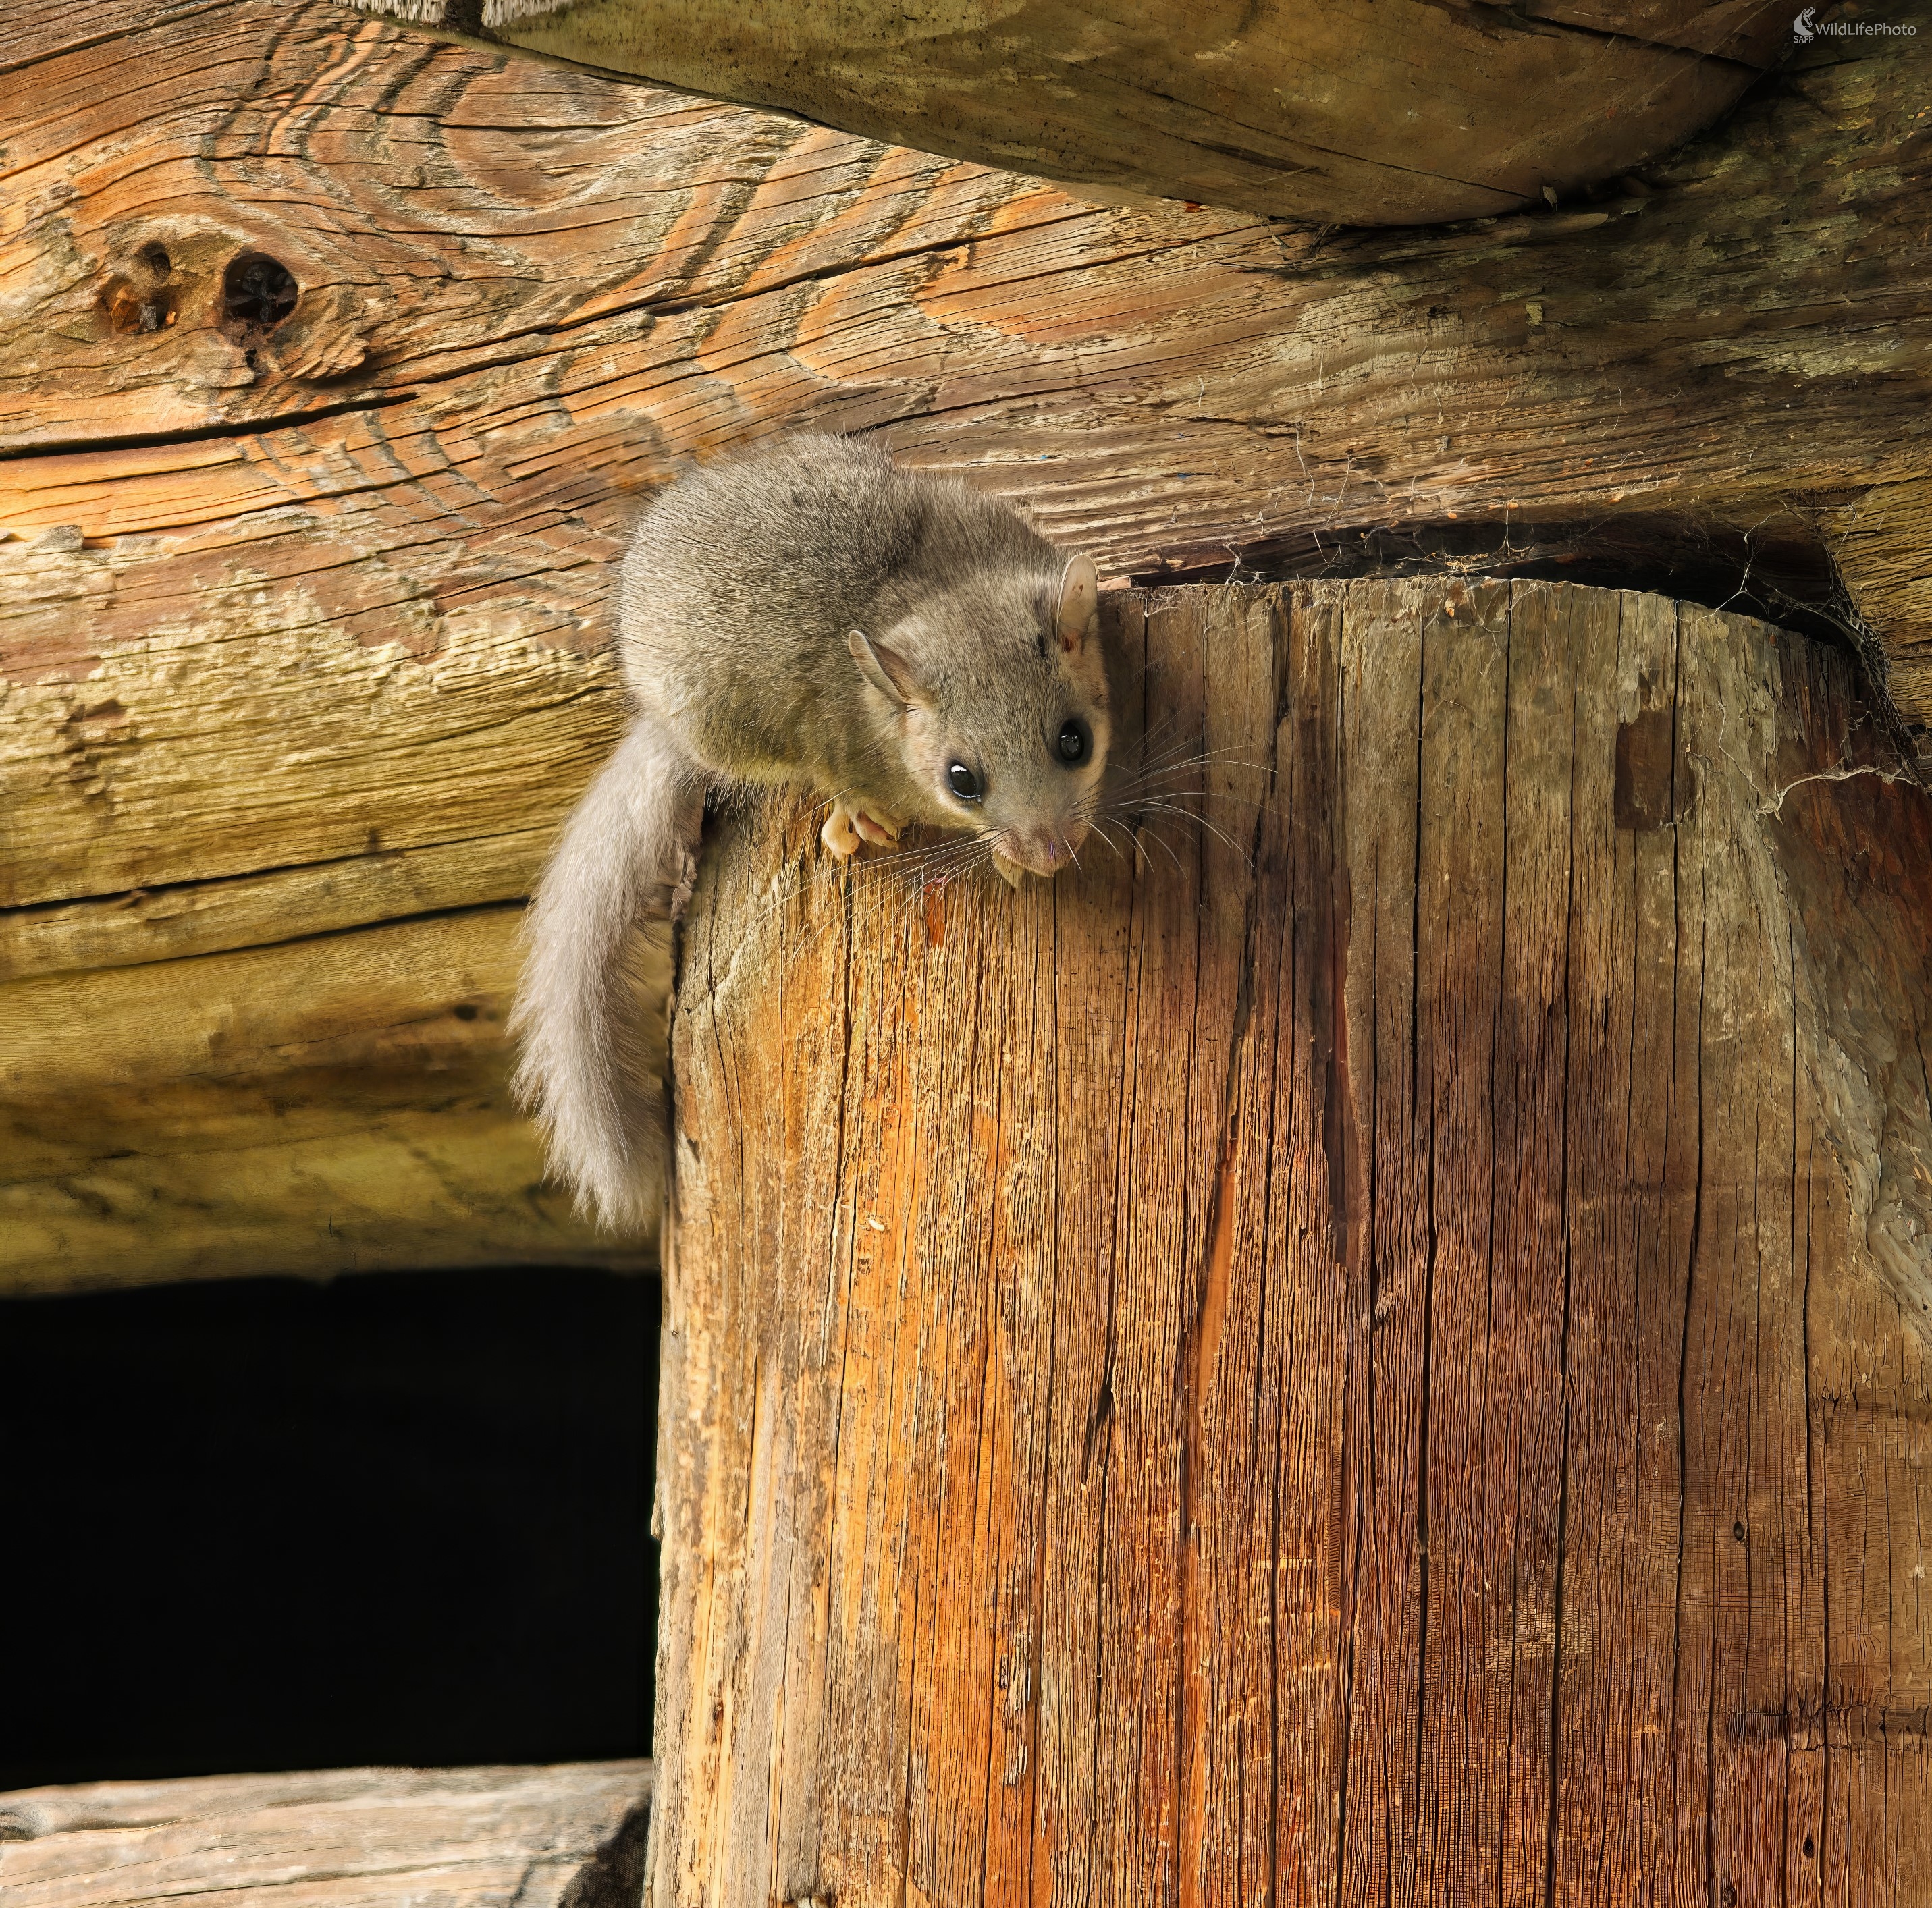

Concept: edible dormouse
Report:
left=510, top=433, right=1111, bottom=1231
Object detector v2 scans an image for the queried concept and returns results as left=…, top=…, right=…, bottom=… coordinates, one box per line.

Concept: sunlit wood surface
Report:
left=4, top=0, right=1929, bottom=1292
left=663, top=578, right=1932, bottom=1905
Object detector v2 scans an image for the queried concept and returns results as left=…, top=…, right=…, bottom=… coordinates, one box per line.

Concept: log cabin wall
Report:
left=4, top=3, right=1931, bottom=1899
left=6, top=0, right=1932, bottom=1289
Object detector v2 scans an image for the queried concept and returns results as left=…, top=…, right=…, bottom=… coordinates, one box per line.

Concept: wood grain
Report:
left=3, top=0, right=1928, bottom=1291
left=0, top=548, right=655, bottom=1288
left=2, top=904, right=664, bottom=1292
left=662, top=576, right=1932, bottom=1903
left=1833, top=475, right=1932, bottom=719
left=4, top=1, right=1930, bottom=704
left=0, top=1761, right=653, bottom=1908
left=356, top=0, right=1773, bottom=228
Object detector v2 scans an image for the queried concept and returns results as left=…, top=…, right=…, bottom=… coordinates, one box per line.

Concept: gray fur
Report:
left=511, top=433, right=1110, bottom=1232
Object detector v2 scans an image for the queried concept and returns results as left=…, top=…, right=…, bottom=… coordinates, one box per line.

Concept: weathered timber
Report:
left=1833, top=475, right=1932, bottom=713
left=0, top=1762, right=653, bottom=1908
left=344, top=0, right=1783, bottom=227
left=1, top=906, right=668, bottom=1290
left=0, top=577, right=657, bottom=1290
left=3, top=1, right=1930, bottom=1292
left=660, top=578, right=1932, bottom=1904
left=3, top=0, right=1929, bottom=717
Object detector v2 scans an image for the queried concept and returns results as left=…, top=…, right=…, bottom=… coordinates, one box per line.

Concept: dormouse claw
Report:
left=821, top=798, right=902, bottom=859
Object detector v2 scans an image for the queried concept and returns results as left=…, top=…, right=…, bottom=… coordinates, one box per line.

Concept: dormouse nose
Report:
left=1010, top=819, right=1090, bottom=879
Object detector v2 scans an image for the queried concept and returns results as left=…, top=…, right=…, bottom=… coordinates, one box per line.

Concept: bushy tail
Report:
left=510, top=714, right=700, bottom=1233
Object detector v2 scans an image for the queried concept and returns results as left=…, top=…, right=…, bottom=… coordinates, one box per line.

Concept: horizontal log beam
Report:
left=4, top=1, right=1927, bottom=721
left=0, top=1762, right=653, bottom=1908
left=342, top=0, right=1784, bottom=227
left=2, top=906, right=664, bottom=1292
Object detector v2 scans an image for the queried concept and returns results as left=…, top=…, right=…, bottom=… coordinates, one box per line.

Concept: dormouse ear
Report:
left=849, top=627, right=919, bottom=707
left=1055, top=553, right=1100, bottom=655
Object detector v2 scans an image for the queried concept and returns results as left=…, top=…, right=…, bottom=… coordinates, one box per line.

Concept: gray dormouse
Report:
left=510, top=433, right=1112, bottom=1232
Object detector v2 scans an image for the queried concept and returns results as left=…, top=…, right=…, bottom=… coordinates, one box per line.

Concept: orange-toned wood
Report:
left=660, top=578, right=1932, bottom=1905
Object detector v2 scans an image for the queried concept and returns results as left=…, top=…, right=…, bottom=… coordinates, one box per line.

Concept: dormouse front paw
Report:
left=820, top=798, right=903, bottom=861
left=853, top=802, right=901, bottom=846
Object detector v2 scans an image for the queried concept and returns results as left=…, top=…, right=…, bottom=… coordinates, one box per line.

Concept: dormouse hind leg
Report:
left=820, top=796, right=903, bottom=859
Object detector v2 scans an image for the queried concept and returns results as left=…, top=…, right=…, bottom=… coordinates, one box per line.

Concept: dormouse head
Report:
left=849, top=553, right=1110, bottom=880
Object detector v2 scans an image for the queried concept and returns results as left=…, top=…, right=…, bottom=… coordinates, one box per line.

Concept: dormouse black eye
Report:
left=947, top=761, right=982, bottom=801
left=1056, top=718, right=1090, bottom=765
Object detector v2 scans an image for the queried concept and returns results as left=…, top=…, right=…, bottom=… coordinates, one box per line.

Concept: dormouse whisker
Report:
left=1125, top=800, right=1255, bottom=864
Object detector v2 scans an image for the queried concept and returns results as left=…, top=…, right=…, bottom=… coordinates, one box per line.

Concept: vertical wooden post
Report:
left=655, top=580, right=1932, bottom=1905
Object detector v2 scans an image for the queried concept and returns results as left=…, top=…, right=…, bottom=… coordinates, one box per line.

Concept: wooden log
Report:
left=3, top=0, right=1929, bottom=701
left=659, top=577, right=1932, bottom=1902
left=0, top=1762, right=653, bottom=1908
left=0, top=564, right=655, bottom=1290
left=1833, top=476, right=1932, bottom=719
left=5, top=0, right=1930, bottom=1290
left=342, top=0, right=1786, bottom=227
